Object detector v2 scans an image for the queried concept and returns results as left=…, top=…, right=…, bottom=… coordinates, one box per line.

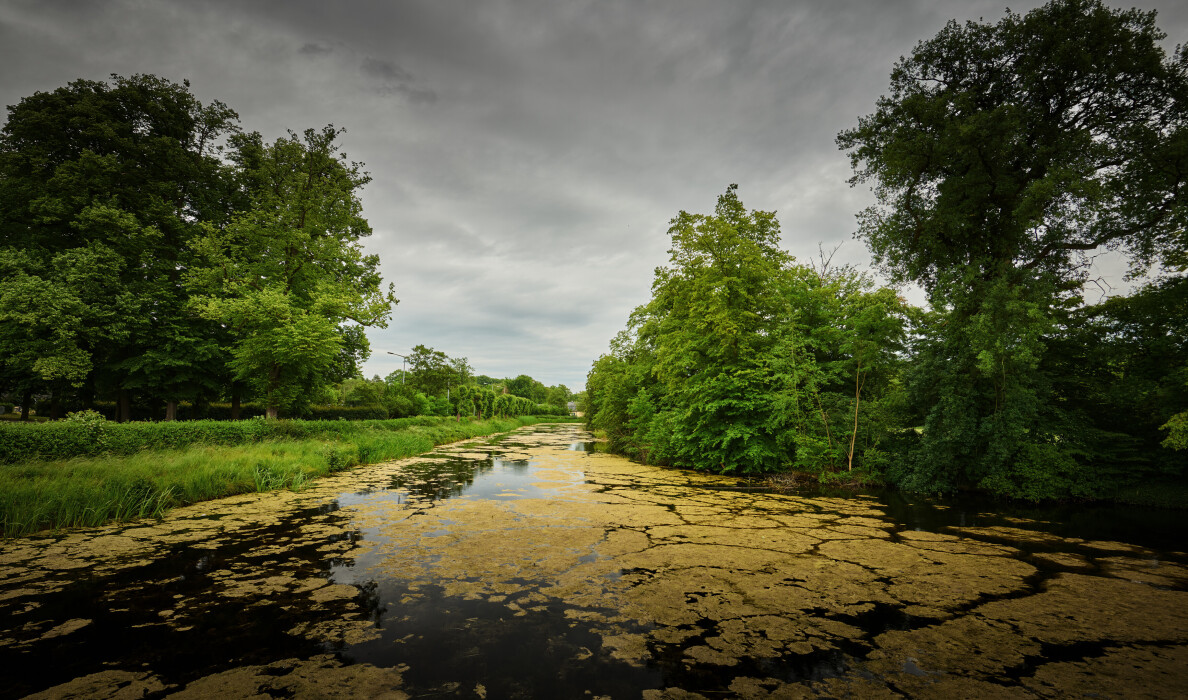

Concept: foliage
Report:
left=187, top=126, right=396, bottom=418
left=586, top=187, right=910, bottom=476
left=0, top=74, right=240, bottom=418
left=838, top=0, right=1188, bottom=499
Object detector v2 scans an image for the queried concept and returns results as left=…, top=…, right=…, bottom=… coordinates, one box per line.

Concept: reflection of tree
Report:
left=355, top=579, right=384, bottom=627
left=389, top=458, right=494, bottom=501
left=387, top=456, right=537, bottom=501
left=499, top=459, right=531, bottom=475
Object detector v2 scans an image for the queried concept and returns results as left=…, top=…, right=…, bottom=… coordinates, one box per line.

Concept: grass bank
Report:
left=0, top=416, right=580, bottom=538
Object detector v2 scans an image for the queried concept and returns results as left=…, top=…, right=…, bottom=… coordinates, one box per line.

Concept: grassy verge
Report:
left=0, top=415, right=579, bottom=538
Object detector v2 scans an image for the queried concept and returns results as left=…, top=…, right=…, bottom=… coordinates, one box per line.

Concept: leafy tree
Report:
left=644, top=185, right=792, bottom=472
left=405, top=345, right=454, bottom=396
left=506, top=374, right=548, bottom=403
left=838, top=0, right=1188, bottom=497
left=772, top=265, right=911, bottom=477
left=1051, top=278, right=1188, bottom=486
left=474, top=375, right=501, bottom=388
left=586, top=188, right=911, bottom=477
left=545, top=384, right=572, bottom=409
left=0, top=74, right=241, bottom=420
left=188, top=126, right=396, bottom=418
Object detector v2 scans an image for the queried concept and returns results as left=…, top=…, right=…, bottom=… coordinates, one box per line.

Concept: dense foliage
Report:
left=0, top=76, right=572, bottom=425
left=0, top=75, right=394, bottom=421
left=586, top=186, right=910, bottom=478
left=587, top=0, right=1188, bottom=501
left=837, top=0, right=1188, bottom=498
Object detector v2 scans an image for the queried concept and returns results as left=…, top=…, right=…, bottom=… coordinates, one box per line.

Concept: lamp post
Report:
left=386, top=351, right=407, bottom=384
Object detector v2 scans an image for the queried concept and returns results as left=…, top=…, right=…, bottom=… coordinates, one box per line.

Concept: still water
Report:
left=1, top=423, right=1186, bottom=698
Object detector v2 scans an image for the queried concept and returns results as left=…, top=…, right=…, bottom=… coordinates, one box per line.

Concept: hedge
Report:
left=32, top=401, right=390, bottom=422
left=0, top=415, right=451, bottom=464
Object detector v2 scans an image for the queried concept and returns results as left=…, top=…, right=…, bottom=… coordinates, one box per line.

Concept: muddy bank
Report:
left=1, top=423, right=1186, bottom=698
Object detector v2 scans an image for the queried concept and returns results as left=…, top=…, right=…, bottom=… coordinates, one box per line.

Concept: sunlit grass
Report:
left=0, top=415, right=577, bottom=537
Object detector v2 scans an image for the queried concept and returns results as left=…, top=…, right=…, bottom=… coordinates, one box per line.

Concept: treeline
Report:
left=586, top=0, right=1188, bottom=501
left=331, top=347, right=576, bottom=420
left=0, top=75, right=394, bottom=421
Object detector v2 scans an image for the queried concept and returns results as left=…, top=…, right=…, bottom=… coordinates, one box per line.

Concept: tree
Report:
left=506, top=374, right=547, bottom=403
left=838, top=0, right=1188, bottom=497
left=630, top=185, right=793, bottom=473
left=406, top=345, right=452, bottom=396
left=545, top=384, right=572, bottom=408
left=0, top=74, right=241, bottom=420
left=188, top=127, right=396, bottom=418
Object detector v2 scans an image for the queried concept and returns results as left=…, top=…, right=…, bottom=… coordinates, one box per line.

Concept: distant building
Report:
left=567, top=401, right=577, bottom=414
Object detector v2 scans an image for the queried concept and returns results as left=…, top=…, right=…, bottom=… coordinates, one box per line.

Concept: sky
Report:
left=2, top=0, right=1185, bottom=391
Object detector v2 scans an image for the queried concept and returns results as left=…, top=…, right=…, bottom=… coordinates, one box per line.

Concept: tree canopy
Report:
left=838, top=0, right=1188, bottom=291
left=0, top=75, right=397, bottom=421
left=835, top=0, right=1188, bottom=497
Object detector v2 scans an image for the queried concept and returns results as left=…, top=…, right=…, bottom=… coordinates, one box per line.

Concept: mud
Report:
left=1, top=423, right=1185, bottom=698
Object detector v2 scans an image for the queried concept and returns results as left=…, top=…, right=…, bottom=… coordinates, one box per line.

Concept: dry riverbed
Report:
left=1, top=423, right=1186, bottom=698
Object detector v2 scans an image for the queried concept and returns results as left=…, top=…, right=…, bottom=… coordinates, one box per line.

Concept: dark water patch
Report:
left=379, top=455, right=557, bottom=506
left=644, top=616, right=850, bottom=691
left=341, top=580, right=661, bottom=698
left=0, top=505, right=367, bottom=699
left=827, top=601, right=937, bottom=641
left=878, top=491, right=1188, bottom=555
left=1002, top=639, right=1182, bottom=682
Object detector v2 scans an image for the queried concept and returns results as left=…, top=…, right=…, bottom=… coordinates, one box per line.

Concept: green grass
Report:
left=0, top=415, right=578, bottom=538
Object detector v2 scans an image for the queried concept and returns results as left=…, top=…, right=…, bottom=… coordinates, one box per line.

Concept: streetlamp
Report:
left=386, top=351, right=407, bottom=384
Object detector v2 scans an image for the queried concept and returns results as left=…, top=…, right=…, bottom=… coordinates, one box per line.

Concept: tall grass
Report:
left=0, top=416, right=577, bottom=538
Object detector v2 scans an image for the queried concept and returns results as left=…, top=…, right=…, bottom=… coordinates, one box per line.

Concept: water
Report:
left=1, top=423, right=1186, bottom=698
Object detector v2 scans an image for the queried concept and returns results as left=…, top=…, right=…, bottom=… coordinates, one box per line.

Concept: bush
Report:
left=303, top=405, right=388, bottom=421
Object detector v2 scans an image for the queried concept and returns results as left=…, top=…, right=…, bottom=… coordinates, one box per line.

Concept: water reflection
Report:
left=383, top=455, right=552, bottom=503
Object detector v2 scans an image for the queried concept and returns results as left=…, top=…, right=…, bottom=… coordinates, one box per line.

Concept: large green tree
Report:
left=595, top=186, right=794, bottom=473
left=188, top=127, right=396, bottom=418
left=838, top=0, right=1188, bottom=497
left=586, top=187, right=911, bottom=477
left=0, top=74, right=241, bottom=419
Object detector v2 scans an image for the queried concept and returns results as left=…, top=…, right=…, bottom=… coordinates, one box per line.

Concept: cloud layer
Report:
left=3, top=0, right=1185, bottom=389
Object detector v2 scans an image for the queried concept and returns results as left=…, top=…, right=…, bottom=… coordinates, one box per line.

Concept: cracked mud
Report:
left=1, top=423, right=1186, bottom=698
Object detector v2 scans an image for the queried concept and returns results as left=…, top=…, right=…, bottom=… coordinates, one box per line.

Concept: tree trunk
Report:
left=49, top=389, right=61, bottom=420
left=20, top=388, right=31, bottom=421
left=165, top=400, right=177, bottom=422
left=231, top=386, right=242, bottom=421
left=118, top=389, right=131, bottom=423
left=266, top=365, right=280, bottom=419
left=847, top=363, right=866, bottom=473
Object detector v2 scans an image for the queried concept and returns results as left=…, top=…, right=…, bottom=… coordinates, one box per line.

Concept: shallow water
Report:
left=2, top=423, right=1186, bottom=698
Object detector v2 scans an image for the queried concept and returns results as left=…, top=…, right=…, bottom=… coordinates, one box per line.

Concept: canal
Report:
left=1, top=423, right=1185, bottom=698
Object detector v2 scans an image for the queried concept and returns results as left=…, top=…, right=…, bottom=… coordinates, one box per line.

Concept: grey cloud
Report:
left=298, top=42, right=332, bottom=55
left=361, top=57, right=413, bottom=82
left=361, top=57, right=436, bottom=102
left=3, top=0, right=1185, bottom=390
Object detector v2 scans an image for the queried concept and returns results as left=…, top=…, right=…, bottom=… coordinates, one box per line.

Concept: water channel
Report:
left=1, top=423, right=1186, bottom=698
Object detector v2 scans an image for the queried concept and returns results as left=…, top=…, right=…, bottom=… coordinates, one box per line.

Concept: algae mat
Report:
left=1, top=423, right=1186, bottom=698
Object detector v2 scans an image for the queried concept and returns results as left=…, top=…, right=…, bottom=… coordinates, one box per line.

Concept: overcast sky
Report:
left=3, top=0, right=1185, bottom=390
